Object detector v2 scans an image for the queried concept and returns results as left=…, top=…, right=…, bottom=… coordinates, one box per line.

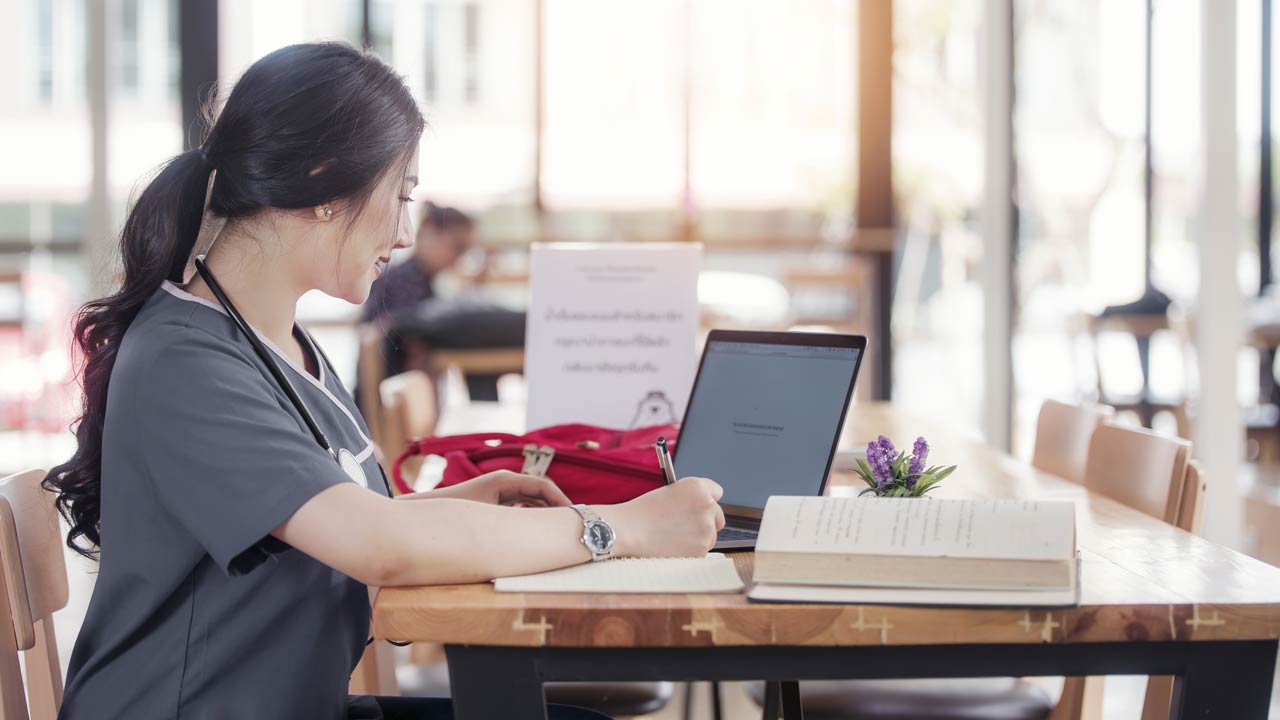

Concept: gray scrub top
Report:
left=58, top=281, right=391, bottom=720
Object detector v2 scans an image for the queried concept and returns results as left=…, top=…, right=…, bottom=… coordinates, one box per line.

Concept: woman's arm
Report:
left=272, top=476, right=724, bottom=587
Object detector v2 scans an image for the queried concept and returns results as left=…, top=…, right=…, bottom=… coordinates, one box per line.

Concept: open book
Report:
left=494, top=554, right=745, bottom=594
left=748, top=496, right=1079, bottom=607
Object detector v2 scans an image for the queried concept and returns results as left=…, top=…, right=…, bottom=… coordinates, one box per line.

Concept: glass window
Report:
left=891, top=0, right=985, bottom=432
left=542, top=0, right=686, bottom=209
left=688, top=0, right=854, bottom=212
left=374, top=0, right=537, bottom=210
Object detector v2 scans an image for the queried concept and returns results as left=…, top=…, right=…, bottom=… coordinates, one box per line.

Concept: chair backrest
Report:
left=426, top=348, right=524, bottom=377
left=1082, top=423, right=1191, bottom=525
left=1031, top=400, right=1114, bottom=484
left=379, top=371, right=438, bottom=495
left=0, top=561, right=29, bottom=719
left=0, top=469, right=69, bottom=719
left=1173, top=459, right=1207, bottom=534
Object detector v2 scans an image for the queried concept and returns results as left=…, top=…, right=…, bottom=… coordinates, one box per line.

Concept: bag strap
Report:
left=390, top=432, right=525, bottom=495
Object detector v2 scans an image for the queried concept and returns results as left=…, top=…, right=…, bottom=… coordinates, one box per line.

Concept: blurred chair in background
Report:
left=1088, top=312, right=1191, bottom=439
left=1030, top=400, right=1113, bottom=485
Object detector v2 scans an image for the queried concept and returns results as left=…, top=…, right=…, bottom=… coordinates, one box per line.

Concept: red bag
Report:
left=391, top=423, right=678, bottom=503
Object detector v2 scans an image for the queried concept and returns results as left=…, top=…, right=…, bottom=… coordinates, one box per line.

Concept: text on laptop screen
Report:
left=673, top=340, right=861, bottom=512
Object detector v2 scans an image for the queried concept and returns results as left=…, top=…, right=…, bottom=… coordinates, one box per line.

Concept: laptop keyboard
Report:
left=717, top=526, right=759, bottom=541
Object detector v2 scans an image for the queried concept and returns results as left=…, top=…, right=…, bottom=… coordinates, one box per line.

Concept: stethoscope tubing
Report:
left=192, top=255, right=338, bottom=461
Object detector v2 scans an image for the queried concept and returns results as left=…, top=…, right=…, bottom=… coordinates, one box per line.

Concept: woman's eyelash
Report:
left=399, top=196, right=413, bottom=203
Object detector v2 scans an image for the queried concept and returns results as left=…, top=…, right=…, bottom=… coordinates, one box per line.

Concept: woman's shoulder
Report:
left=113, top=283, right=256, bottom=395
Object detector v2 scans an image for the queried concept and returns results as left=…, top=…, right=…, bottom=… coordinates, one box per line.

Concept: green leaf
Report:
left=932, top=465, right=957, bottom=482
left=856, top=458, right=874, bottom=476
left=859, top=487, right=877, bottom=497
left=861, top=474, right=878, bottom=489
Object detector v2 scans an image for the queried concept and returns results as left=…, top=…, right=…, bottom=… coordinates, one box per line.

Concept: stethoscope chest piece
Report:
left=338, top=449, right=368, bottom=489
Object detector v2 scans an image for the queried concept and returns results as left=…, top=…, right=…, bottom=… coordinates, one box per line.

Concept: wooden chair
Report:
left=1080, top=423, right=1191, bottom=524
left=758, top=423, right=1195, bottom=720
left=425, top=348, right=524, bottom=378
left=350, top=372, right=440, bottom=698
left=0, top=469, right=70, bottom=719
left=1030, top=400, right=1114, bottom=485
left=378, top=371, right=439, bottom=495
left=1088, top=313, right=1192, bottom=438
left=1137, top=459, right=1207, bottom=720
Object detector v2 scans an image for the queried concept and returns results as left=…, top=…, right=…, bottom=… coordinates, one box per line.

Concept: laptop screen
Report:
left=672, top=338, right=862, bottom=517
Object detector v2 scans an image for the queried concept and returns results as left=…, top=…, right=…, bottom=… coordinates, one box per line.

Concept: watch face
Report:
left=586, top=521, right=615, bottom=552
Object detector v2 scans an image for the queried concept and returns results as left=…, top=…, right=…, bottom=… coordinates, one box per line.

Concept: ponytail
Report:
left=44, top=42, right=424, bottom=559
left=44, top=149, right=212, bottom=558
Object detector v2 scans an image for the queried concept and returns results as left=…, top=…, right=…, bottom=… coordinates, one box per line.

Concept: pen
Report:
left=655, top=437, right=678, bottom=486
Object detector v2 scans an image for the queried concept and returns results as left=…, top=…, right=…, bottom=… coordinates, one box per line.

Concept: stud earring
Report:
left=323, top=205, right=333, bottom=218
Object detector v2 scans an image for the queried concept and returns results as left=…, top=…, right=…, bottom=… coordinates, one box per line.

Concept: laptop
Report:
left=671, top=330, right=867, bottom=551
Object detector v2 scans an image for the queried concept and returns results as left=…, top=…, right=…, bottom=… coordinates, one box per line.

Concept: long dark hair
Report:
left=46, top=43, right=424, bottom=559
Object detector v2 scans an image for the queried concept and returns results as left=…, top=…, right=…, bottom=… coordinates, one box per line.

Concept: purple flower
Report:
left=866, top=435, right=899, bottom=488
left=908, top=436, right=929, bottom=478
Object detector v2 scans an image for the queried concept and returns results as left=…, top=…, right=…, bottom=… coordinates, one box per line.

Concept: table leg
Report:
left=446, top=645, right=547, bottom=720
left=875, top=250, right=893, bottom=401
left=780, top=680, right=804, bottom=720
left=1170, top=639, right=1276, bottom=718
left=760, top=681, right=781, bottom=720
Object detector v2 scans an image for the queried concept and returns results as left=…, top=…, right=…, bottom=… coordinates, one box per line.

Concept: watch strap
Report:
left=570, top=504, right=612, bottom=561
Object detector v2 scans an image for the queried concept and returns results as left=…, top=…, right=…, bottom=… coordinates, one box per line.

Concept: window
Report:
left=464, top=3, right=479, bottom=104
left=376, top=0, right=537, bottom=209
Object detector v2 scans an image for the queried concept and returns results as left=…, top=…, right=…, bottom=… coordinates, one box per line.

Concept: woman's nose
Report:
left=394, top=204, right=414, bottom=251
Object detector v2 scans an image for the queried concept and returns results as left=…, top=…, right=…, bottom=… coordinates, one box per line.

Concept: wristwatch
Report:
left=570, top=504, right=616, bottom=561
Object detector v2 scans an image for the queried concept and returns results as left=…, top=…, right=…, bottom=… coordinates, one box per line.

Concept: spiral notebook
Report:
left=493, top=554, right=745, bottom=594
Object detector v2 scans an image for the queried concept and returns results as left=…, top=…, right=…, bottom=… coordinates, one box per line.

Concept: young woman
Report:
left=46, top=43, right=724, bottom=720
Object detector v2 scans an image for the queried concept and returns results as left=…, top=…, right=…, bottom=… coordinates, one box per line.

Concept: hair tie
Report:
left=183, top=164, right=225, bottom=284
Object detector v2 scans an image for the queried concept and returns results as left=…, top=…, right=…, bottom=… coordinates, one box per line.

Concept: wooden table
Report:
left=373, top=403, right=1280, bottom=719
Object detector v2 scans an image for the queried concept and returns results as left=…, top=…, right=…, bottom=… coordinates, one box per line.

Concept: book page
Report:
left=747, top=582, right=1078, bottom=608
left=757, top=497, right=1075, bottom=561
left=494, top=554, right=745, bottom=594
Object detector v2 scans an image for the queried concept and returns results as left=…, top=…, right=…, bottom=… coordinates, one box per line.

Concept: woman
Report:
left=46, top=43, right=724, bottom=720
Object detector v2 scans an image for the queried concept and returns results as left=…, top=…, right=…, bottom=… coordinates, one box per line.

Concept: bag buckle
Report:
left=521, top=444, right=556, bottom=478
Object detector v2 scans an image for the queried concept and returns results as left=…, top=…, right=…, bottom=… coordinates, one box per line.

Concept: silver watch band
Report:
left=570, top=504, right=613, bottom=561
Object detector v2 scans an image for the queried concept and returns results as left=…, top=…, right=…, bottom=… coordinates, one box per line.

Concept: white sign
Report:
left=525, top=243, right=702, bottom=430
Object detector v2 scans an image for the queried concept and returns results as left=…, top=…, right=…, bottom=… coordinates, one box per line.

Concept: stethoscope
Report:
left=192, top=255, right=392, bottom=496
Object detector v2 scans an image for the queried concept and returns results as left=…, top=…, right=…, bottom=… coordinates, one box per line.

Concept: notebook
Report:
left=494, top=554, right=746, bottom=594
left=748, top=496, right=1079, bottom=607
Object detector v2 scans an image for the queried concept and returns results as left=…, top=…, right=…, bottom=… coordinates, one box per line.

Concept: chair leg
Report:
left=1140, top=676, right=1175, bottom=720
left=1049, top=676, right=1104, bottom=720
left=710, top=681, right=723, bottom=720
left=780, top=681, right=803, bottom=720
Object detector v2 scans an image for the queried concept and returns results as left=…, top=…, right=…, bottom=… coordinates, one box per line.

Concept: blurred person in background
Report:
left=359, top=202, right=525, bottom=410
left=360, top=201, right=474, bottom=326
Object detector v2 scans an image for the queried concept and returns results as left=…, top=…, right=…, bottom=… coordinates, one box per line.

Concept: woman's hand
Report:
left=598, top=477, right=725, bottom=558
left=416, top=470, right=572, bottom=508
